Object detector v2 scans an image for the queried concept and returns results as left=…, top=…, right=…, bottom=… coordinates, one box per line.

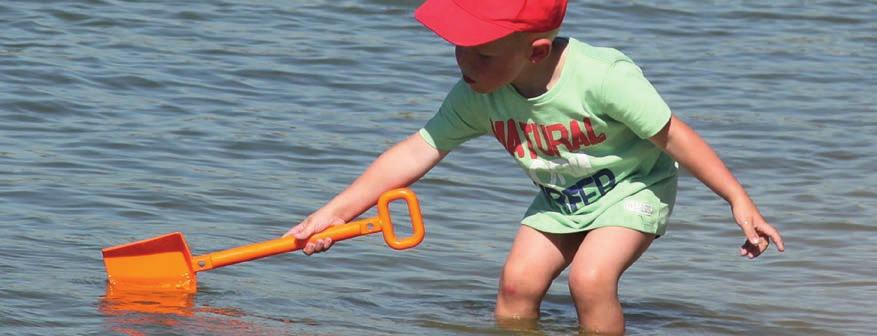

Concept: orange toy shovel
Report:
left=102, top=188, right=425, bottom=293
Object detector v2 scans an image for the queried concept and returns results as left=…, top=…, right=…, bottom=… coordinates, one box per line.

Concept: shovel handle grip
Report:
left=193, top=188, right=425, bottom=271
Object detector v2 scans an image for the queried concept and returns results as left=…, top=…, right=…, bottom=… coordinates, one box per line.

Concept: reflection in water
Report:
left=101, top=286, right=197, bottom=317
left=100, top=287, right=195, bottom=335
left=99, top=285, right=290, bottom=336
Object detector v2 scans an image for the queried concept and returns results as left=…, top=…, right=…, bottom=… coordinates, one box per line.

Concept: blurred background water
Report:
left=1, top=0, right=875, bottom=335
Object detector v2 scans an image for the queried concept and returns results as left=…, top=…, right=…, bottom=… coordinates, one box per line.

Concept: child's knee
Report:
left=499, top=262, right=549, bottom=300
left=568, top=267, right=617, bottom=301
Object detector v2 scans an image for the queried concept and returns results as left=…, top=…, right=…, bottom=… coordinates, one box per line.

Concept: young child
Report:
left=284, top=0, right=785, bottom=333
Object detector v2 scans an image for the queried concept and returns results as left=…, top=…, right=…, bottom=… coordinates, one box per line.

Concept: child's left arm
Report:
left=650, top=115, right=785, bottom=259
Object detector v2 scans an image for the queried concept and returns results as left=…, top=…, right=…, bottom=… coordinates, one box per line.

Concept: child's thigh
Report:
left=503, top=225, right=586, bottom=281
left=569, top=226, right=655, bottom=283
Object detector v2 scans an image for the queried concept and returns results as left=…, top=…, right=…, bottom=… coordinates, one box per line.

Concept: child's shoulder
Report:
left=567, top=38, right=636, bottom=67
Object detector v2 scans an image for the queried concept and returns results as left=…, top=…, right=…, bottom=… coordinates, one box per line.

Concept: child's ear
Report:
left=529, top=38, right=553, bottom=63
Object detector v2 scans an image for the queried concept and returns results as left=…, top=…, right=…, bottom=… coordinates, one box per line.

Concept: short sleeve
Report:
left=419, top=81, right=489, bottom=151
left=600, top=60, right=672, bottom=139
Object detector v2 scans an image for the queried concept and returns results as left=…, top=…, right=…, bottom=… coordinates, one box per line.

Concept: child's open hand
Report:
left=732, top=201, right=785, bottom=259
left=282, top=211, right=345, bottom=255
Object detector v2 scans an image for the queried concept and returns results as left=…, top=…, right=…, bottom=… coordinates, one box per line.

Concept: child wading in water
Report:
left=285, top=0, right=785, bottom=333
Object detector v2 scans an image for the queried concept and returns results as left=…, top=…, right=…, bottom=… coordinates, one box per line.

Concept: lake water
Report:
left=1, top=1, right=875, bottom=335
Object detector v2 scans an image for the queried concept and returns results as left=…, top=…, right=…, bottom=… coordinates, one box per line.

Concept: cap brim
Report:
left=415, top=0, right=513, bottom=47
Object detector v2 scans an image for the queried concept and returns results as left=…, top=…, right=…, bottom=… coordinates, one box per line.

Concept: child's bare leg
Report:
left=567, top=226, right=654, bottom=335
left=496, top=225, right=585, bottom=324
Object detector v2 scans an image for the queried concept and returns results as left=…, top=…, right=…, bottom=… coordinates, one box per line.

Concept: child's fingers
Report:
left=739, top=240, right=753, bottom=258
left=740, top=241, right=756, bottom=259
left=762, top=225, right=785, bottom=252
left=755, top=236, right=769, bottom=257
left=315, top=238, right=333, bottom=252
left=283, top=225, right=302, bottom=238
left=293, top=223, right=316, bottom=240
left=303, top=238, right=333, bottom=255
left=737, top=218, right=762, bottom=245
left=314, top=238, right=327, bottom=251
left=740, top=236, right=769, bottom=259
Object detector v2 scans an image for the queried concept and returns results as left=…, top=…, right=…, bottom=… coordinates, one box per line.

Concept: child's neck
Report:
left=511, top=37, right=569, bottom=98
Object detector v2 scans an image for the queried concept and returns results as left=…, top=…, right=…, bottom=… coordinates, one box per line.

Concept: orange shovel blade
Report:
left=102, top=232, right=198, bottom=293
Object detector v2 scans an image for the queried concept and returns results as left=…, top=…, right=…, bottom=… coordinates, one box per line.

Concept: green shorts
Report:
left=522, top=176, right=677, bottom=236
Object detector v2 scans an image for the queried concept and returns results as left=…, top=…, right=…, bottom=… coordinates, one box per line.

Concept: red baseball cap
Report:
left=415, top=0, right=568, bottom=47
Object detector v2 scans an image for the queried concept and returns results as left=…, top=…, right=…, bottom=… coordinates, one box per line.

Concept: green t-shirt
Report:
left=419, top=38, right=678, bottom=233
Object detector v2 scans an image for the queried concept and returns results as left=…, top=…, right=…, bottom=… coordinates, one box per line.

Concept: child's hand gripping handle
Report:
left=193, top=188, right=425, bottom=271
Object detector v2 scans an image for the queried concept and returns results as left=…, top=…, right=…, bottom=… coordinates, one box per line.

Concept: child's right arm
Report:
left=282, top=132, right=447, bottom=254
left=650, top=115, right=785, bottom=258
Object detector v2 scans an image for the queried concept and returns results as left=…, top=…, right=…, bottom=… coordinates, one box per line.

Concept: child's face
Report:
left=455, top=34, right=530, bottom=94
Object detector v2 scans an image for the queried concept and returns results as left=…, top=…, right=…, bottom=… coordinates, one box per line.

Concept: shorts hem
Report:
left=522, top=221, right=664, bottom=237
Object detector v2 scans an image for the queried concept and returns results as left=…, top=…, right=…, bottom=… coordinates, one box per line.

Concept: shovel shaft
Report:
left=191, top=187, right=424, bottom=272
left=192, top=217, right=381, bottom=271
